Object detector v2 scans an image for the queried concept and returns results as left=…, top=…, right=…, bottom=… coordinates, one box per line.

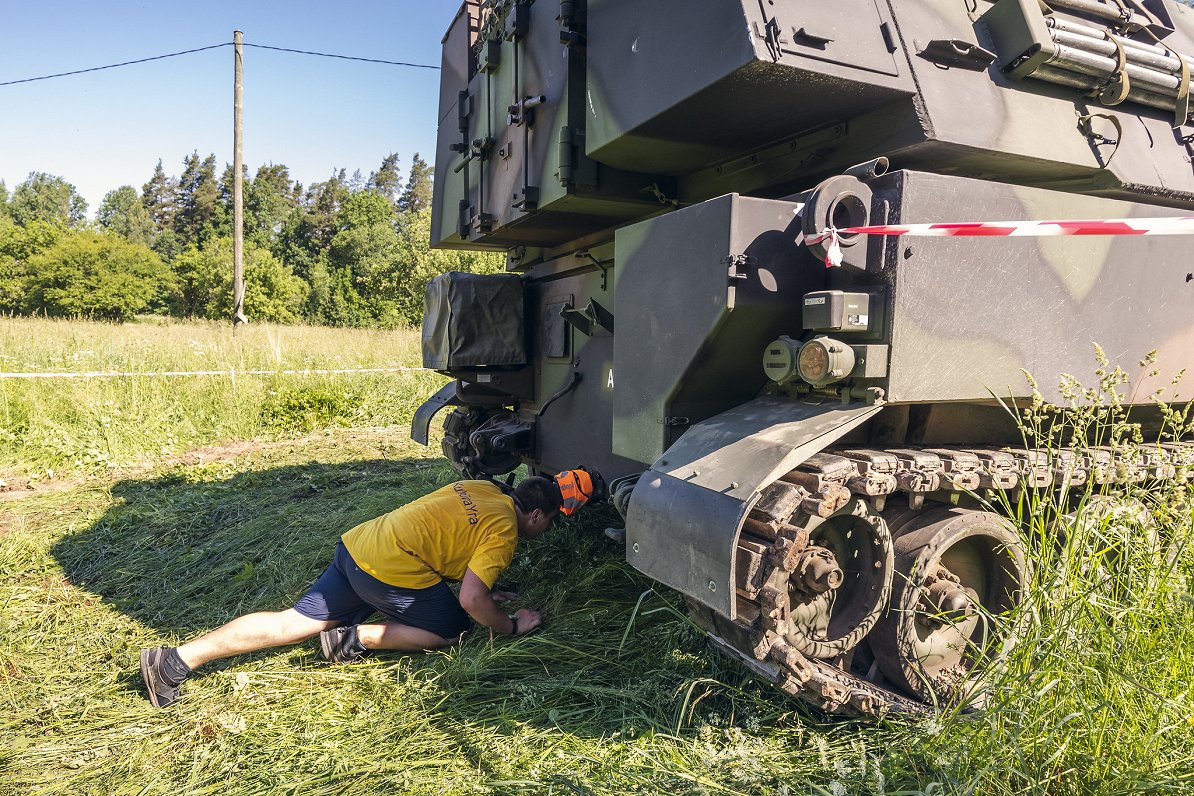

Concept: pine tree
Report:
left=142, top=160, right=179, bottom=232
left=398, top=153, right=433, bottom=214
left=367, top=153, right=403, bottom=203
left=176, top=152, right=219, bottom=247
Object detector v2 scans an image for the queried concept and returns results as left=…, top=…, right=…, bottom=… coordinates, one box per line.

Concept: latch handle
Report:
left=914, top=39, right=996, bottom=71
left=794, top=27, right=833, bottom=47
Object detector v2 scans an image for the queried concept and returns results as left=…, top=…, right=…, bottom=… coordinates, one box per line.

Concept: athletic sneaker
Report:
left=140, top=647, right=190, bottom=708
left=319, top=625, right=366, bottom=663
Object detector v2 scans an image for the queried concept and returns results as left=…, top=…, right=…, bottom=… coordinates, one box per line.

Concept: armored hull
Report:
left=415, top=0, right=1194, bottom=714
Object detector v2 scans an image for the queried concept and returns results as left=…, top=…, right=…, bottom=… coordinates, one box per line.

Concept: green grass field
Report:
left=1, top=317, right=1193, bottom=795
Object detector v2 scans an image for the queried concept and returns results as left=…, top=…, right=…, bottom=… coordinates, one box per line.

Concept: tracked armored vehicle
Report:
left=413, top=0, right=1194, bottom=715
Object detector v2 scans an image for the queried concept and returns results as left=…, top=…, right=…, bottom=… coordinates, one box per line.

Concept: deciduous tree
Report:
left=24, top=231, right=173, bottom=321
left=0, top=217, right=62, bottom=312
left=394, top=208, right=503, bottom=326
left=246, top=163, right=298, bottom=249
left=98, top=186, right=156, bottom=246
left=171, top=237, right=307, bottom=322
left=10, top=173, right=87, bottom=228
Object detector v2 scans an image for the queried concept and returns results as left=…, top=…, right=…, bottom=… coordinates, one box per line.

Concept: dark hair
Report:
left=513, top=475, right=562, bottom=516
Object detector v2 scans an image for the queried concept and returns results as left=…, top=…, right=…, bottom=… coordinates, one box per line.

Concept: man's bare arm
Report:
left=459, top=568, right=541, bottom=635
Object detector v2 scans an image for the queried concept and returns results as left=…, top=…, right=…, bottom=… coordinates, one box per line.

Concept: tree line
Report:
left=0, top=152, right=500, bottom=325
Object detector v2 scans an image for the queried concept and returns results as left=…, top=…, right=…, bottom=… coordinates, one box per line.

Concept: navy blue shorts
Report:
left=293, top=542, right=472, bottom=639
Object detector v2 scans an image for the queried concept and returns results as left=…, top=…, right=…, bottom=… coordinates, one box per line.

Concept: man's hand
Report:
left=512, top=607, right=542, bottom=635
left=461, top=569, right=543, bottom=636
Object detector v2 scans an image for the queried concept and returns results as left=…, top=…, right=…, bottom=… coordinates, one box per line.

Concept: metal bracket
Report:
left=505, top=1, right=530, bottom=41
left=763, top=16, right=783, bottom=61
left=471, top=212, right=496, bottom=235
left=560, top=298, right=614, bottom=337
left=410, top=382, right=461, bottom=445
left=575, top=249, right=612, bottom=290
left=723, top=253, right=755, bottom=284
left=914, top=39, right=996, bottom=71
left=512, top=186, right=539, bottom=212
left=453, top=136, right=494, bottom=175
left=507, top=94, right=545, bottom=127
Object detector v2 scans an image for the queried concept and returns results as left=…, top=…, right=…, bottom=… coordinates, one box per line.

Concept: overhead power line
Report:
left=0, top=40, right=438, bottom=87
left=0, top=43, right=231, bottom=86
left=242, top=43, right=439, bottom=69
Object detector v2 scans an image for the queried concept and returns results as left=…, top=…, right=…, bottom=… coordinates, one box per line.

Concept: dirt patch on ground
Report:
left=0, top=476, right=85, bottom=503
left=0, top=440, right=275, bottom=503
left=0, top=427, right=410, bottom=503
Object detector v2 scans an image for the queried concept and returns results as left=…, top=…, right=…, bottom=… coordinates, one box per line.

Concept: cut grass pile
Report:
left=1, top=318, right=1193, bottom=794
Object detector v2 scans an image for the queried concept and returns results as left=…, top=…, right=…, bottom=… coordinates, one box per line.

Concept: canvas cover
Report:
left=422, top=272, right=526, bottom=370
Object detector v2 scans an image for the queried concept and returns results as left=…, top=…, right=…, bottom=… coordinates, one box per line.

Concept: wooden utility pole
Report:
left=232, top=29, right=248, bottom=326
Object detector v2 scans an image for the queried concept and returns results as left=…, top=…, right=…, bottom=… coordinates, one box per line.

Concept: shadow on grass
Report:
left=52, top=456, right=462, bottom=639
left=50, top=455, right=779, bottom=739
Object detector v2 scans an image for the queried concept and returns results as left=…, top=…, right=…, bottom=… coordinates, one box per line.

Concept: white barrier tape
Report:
left=0, top=367, right=427, bottom=380
left=796, top=211, right=1194, bottom=267
left=804, top=227, right=845, bottom=268
left=845, top=217, right=1194, bottom=237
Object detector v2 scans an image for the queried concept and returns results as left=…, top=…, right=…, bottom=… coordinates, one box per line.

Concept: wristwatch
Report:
left=508, top=613, right=519, bottom=636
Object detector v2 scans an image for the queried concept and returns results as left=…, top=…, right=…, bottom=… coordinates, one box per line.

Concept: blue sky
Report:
left=0, top=1, right=461, bottom=215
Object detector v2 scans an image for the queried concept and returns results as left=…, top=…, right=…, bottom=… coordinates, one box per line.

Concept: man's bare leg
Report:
left=177, top=608, right=337, bottom=669
left=356, top=622, right=457, bottom=652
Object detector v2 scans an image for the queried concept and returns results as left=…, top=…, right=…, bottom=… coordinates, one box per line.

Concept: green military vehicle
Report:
left=413, top=0, right=1194, bottom=715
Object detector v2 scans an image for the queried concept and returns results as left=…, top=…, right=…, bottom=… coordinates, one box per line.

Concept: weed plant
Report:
left=949, top=347, right=1194, bottom=792
left=0, top=330, right=1191, bottom=794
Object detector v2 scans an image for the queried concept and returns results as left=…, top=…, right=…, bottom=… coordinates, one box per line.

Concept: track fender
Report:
left=625, top=397, right=881, bottom=616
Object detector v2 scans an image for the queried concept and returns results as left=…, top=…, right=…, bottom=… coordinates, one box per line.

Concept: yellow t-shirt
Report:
left=342, top=480, right=518, bottom=589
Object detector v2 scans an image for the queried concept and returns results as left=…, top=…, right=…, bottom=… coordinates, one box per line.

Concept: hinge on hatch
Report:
left=558, top=127, right=575, bottom=185
left=558, top=127, right=597, bottom=189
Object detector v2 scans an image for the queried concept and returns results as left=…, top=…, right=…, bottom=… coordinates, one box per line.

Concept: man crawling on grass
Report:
left=140, top=472, right=594, bottom=708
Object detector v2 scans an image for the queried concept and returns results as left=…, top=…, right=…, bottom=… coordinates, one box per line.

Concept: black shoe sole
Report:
left=140, top=648, right=178, bottom=708
left=319, top=630, right=336, bottom=661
